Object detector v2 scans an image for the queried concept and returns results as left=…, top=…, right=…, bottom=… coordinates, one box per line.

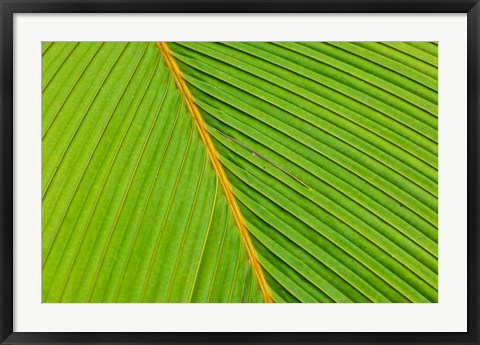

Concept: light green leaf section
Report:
left=169, top=42, right=438, bottom=303
left=41, top=42, right=264, bottom=303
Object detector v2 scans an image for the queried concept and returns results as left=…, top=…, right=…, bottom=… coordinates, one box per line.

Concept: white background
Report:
left=14, top=14, right=468, bottom=332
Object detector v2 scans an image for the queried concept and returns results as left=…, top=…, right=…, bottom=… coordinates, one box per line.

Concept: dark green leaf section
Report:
left=169, top=42, right=438, bottom=303
left=42, top=42, right=263, bottom=303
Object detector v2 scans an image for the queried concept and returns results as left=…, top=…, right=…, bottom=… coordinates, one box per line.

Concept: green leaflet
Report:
left=42, top=42, right=263, bottom=303
left=168, top=42, right=438, bottom=303
left=42, top=41, right=438, bottom=303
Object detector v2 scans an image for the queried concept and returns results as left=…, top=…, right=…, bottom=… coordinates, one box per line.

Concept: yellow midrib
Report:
left=156, top=42, right=273, bottom=303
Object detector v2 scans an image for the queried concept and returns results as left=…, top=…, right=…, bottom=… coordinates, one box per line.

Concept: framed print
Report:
left=1, top=0, right=479, bottom=344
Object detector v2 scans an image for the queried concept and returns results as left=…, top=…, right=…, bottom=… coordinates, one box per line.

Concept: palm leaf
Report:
left=42, top=41, right=438, bottom=303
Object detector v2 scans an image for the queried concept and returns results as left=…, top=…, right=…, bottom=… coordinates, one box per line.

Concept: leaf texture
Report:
left=42, top=41, right=438, bottom=303
left=42, top=42, right=264, bottom=302
left=168, top=42, right=438, bottom=303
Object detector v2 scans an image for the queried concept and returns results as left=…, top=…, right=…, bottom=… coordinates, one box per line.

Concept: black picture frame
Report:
left=1, top=0, right=479, bottom=344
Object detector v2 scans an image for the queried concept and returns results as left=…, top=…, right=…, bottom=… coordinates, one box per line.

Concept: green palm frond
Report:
left=42, top=41, right=438, bottom=303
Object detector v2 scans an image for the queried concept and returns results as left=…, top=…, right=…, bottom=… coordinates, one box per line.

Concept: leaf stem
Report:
left=156, top=42, right=273, bottom=303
